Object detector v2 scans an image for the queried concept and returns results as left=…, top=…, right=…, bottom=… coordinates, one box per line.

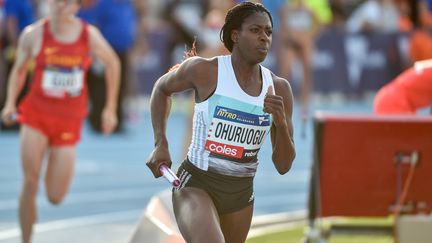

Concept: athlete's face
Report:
left=232, top=12, right=273, bottom=64
left=50, top=0, right=80, bottom=17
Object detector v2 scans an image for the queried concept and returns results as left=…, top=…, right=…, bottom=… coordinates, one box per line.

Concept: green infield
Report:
left=247, top=217, right=395, bottom=243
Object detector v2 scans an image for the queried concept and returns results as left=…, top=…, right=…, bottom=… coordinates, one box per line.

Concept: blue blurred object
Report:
left=77, top=0, right=99, bottom=25
left=4, top=0, right=34, bottom=32
left=93, top=0, right=137, bottom=53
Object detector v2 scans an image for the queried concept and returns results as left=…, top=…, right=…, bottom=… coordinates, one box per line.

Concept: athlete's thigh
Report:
left=172, top=187, right=225, bottom=243
left=20, top=125, right=48, bottom=179
left=45, top=146, right=76, bottom=200
left=220, top=204, right=254, bottom=243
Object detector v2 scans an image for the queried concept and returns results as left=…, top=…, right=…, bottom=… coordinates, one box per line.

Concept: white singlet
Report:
left=186, top=55, right=274, bottom=177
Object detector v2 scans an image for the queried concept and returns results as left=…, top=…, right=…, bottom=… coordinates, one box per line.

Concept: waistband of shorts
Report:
left=184, top=157, right=254, bottom=181
left=208, top=157, right=258, bottom=177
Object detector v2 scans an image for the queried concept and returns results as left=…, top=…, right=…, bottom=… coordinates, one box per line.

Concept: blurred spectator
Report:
left=258, top=0, right=285, bottom=72
left=346, top=0, right=399, bottom=34
left=328, top=0, right=348, bottom=31
left=0, top=0, right=5, bottom=107
left=4, top=0, right=34, bottom=44
left=199, top=0, right=233, bottom=57
left=77, top=0, right=98, bottom=24
left=80, top=0, right=138, bottom=133
left=408, top=0, right=432, bottom=62
left=128, top=0, right=172, bottom=96
left=261, top=0, right=285, bottom=32
left=304, top=0, right=332, bottom=26
left=0, top=0, right=35, bottom=131
left=164, top=0, right=209, bottom=64
left=397, top=0, right=413, bottom=32
left=278, top=0, right=320, bottom=120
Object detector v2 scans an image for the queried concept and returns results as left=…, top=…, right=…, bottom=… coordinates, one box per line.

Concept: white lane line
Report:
left=0, top=209, right=142, bottom=240
left=0, top=187, right=165, bottom=211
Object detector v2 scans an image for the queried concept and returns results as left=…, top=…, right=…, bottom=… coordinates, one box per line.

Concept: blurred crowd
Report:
left=0, top=0, right=431, bottom=130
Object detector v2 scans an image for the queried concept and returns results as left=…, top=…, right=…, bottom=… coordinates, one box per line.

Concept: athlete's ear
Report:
left=231, top=30, right=239, bottom=43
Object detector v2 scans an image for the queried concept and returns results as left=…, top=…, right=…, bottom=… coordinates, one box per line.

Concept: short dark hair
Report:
left=220, top=1, right=273, bottom=52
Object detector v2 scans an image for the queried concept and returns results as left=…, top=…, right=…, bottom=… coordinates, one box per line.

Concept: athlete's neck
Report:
left=48, top=16, right=80, bottom=43
left=230, top=54, right=261, bottom=85
left=50, top=15, right=76, bottom=33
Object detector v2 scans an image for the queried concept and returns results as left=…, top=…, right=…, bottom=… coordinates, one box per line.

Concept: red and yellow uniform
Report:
left=374, top=60, right=432, bottom=114
left=19, top=19, right=92, bottom=145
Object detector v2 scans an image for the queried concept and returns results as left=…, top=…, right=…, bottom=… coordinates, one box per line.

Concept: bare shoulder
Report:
left=173, top=56, right=218, bottom=100
left=19, top=20, right=44, bottom=53
left=178, top=56, right=218, bottom=73
left=270, top=72, right=293, bottom=97
left=87, top=24, right=100, bottom=35
left=176, top=56, right=218, bottom=82
left=87, top=24, right=103, bottom=40
left=20, top=19, right=44, bottom=42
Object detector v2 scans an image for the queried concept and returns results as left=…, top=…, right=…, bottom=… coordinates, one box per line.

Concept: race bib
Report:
left=204, top=105, right=270, bottom=162
left=42, top=67, right=84, bottom=98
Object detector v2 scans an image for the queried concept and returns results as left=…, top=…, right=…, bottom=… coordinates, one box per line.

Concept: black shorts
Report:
left=174, top=158, right=254, bottom=215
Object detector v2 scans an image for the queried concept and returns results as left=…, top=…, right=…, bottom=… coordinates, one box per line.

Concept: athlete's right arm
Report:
left=146, top=57, right=203, bottom=177
left=1, top=26, right=35, bottom=125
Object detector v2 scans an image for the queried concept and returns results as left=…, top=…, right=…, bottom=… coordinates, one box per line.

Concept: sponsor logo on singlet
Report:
left=45, top=54, right=83, bottom=66
left=205, top=105, right=270, bottom=162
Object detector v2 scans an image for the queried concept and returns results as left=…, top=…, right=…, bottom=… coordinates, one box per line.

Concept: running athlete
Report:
left=146, top=2, right=296, bottom=243
left=0, top=0, right=120, bottom=242
left=374, top=59, right=432, bottom=114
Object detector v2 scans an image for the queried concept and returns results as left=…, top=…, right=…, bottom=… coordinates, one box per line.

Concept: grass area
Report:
left=247, top=227, right=394, bottom=243
left=246, top=227, right=304, bottom=243
left=247, top=217, right=395, bottom=243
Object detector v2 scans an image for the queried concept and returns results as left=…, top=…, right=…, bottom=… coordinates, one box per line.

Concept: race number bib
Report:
left=42, top=68, right=84, bottom=98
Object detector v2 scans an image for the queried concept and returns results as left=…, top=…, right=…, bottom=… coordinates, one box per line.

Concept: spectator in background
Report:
left=328, top=0, right=348, bottom=32
left=408, top=0, right=432, bottom=63
left=127, top=0, right=172, bottom=98
left=304, top=0, right=332, bottom=26
left=346, top=0, right=399, bottom=34
left=77, top=0, right=98, bottom=24
left=397, top=0, right=413, bottom=32
left=278, top=0, right=320, bottom=122
left=164, top=0, right=209, bottom=64
left=261, top=0, right=285, bottom=32
left=3, top=0, right=34, bottom=47
left=82, top=0, right=137, bottom=133
left=0, top=0, right=35, bottom=131
left=0, top=0, right=5, bottom=99
left=199, top=0, right=233, bottom=57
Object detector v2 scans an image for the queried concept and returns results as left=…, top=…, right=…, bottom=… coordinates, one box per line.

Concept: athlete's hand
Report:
left=101, top=108, right=118, bottom=134
left=146, top=145, right=172, bottom=178
left=1, top=105, right=17, bottom=126
left=263, top=86, right=286, bottom=127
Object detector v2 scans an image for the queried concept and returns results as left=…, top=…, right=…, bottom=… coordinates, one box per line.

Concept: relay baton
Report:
left=159, top=164, right=180, bottom=188
left=11, top=113, right=19, bottom=122
left=0, top=113, right=19, bottom=130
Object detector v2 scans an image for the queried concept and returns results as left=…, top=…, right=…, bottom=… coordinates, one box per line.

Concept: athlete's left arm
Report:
left=88, top=25, right=121, bottom=134
left=263, top=75, right=296, bottom=175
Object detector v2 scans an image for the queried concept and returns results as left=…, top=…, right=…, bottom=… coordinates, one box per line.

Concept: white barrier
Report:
left=129, top=190, right=185, bottom=243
